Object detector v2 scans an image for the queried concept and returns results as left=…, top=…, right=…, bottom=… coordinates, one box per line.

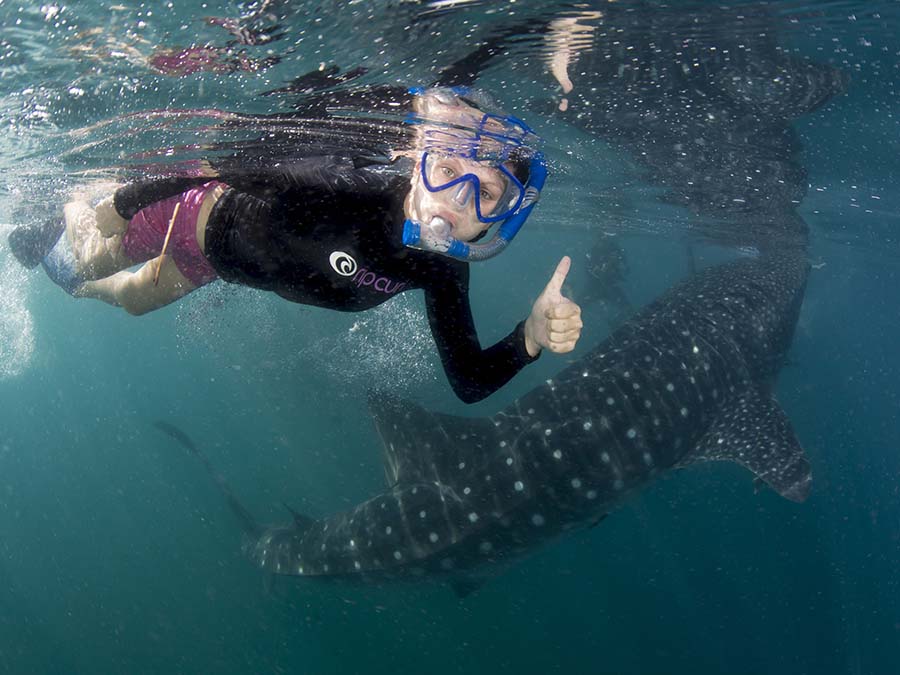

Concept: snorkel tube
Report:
left=402, top=151, right=547, bottom=261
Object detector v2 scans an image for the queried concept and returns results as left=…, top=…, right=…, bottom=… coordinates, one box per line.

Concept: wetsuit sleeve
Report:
left=114, top=176, right=213, bottom=219
left=213, top=155, right=394, bottom=198
left=424, top=263, right=539, bottom=404
left=112, top=155, right=392, bottom=219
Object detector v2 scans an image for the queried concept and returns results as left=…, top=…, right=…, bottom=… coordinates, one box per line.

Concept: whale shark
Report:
left=169, top=251, right=812, bottom=594
left=541, top=3, right=847, bottom=246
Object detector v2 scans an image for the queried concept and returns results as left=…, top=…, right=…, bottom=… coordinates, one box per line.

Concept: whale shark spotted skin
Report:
left=238, top=252, right=811, bottom=589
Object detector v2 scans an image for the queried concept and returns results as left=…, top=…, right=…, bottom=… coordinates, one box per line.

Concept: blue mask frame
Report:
left=419, top=151, right=525, bottom=223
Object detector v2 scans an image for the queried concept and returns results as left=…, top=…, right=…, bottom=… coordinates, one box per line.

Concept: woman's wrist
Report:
left=523, top=316, right=541, bottom=357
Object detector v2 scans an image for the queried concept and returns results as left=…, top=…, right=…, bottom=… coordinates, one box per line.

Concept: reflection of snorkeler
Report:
left=68, top=18, right=282, bottom=77
left=579, top=236, right=633, bottom=330
left=8, top=87, right=583, bottom=404
left=146, top=46, right=280, bottom=76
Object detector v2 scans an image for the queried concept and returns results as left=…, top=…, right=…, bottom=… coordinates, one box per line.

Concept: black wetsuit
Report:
left=113, top=155, right=538, bottom=403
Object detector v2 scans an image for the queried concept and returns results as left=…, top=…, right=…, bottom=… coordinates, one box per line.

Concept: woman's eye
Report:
left=480, top=189, right=494, bottom=202
left=440, top=166, right=455, bottom=178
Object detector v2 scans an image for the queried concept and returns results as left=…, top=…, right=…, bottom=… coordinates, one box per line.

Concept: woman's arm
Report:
left=111, top=155, right=389, bottom=220
left=424, top=263, right=539, bottom=404
left=425, top=257, right=584, bottom=404
left=113, top=176, right=215, bottom=220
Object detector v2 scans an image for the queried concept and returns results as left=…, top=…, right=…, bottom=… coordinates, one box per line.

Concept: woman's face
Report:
left=405, top=155, right=508, bottom=242
left=403, top=90, right=516, bottom=242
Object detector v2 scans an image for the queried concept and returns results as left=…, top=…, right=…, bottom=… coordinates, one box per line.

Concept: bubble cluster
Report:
left=0, top=240, right=35, bottom=379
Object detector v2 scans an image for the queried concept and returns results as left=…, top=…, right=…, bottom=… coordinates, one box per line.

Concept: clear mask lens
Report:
left=451, top=181, right=474, bottom=209
left=421, top=152, right=525, bottom=223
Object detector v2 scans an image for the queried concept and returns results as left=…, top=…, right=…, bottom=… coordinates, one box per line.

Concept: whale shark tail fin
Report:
left=153, top=421, right=263, bottom=538
left=682, top=388, right=812, bottom=502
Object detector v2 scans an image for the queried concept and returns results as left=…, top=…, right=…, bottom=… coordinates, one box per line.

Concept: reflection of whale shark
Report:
left=548, top=4, right=848, bottom=246
left=174, top=251, right=811, bottom=594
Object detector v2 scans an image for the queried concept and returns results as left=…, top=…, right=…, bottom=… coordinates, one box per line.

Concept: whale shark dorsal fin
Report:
left=369, top=394, right=499, bottom=487
left=683, top=388, right=812, bottom=502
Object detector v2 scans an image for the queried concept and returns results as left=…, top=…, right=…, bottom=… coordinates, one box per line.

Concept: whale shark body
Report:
left=180, top=252, right=810, bottom=593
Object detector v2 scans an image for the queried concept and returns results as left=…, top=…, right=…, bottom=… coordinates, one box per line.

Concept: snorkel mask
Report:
left=402, top=86, right=547, bottom=262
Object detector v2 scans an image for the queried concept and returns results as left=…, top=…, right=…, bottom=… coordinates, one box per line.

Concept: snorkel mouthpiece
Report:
left=402, top=216, right=454, bottom=254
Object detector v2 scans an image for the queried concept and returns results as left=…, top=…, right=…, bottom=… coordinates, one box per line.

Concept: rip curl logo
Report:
left=328, top=250, right=407, bottom=295
left=351, top=268, right=408, bottom=295
left=329, top=251, right=358, bottom=276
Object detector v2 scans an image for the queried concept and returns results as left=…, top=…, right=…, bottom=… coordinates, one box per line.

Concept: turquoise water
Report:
left=1, top=1, right=898, bottom=673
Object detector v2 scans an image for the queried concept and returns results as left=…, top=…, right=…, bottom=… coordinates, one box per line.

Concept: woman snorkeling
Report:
left=8, top=86, right=582, bottom=403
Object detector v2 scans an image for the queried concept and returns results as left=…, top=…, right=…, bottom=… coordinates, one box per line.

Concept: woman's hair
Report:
left=505, top=146, right=534, bottom=185
left=205, top=84, right=418, bottom=171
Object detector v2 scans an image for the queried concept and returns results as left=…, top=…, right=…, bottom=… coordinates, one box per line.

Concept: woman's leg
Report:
left=75, top=254, right=198, bottom=315
left=64, top=200, right=132, bottom=280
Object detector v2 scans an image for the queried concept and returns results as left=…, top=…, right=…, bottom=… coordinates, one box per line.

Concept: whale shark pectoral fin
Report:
left=684, top=389, right=812, bottom=503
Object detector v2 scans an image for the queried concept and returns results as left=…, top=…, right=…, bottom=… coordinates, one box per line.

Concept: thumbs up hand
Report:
left=523, top=256, right=583, bottom=357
